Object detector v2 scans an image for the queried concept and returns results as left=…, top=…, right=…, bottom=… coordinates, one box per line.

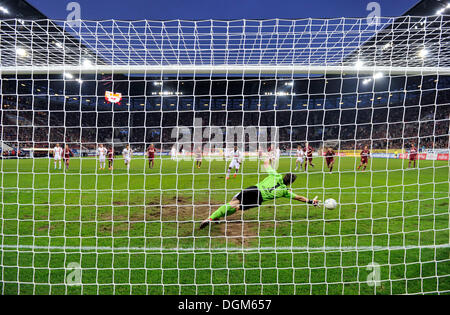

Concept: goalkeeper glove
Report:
left=308, top=196, right=321, bottom=207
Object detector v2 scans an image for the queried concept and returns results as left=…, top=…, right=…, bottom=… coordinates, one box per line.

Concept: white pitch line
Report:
left=1, top=189, right=449, bottom=195
left=0, top=244, right=449, bottom=252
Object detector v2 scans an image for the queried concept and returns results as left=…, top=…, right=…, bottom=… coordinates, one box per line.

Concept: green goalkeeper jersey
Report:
left=256, top=166, right=296, bottom=201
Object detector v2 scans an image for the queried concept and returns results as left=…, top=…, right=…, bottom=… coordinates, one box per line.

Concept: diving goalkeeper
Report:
left=200, top=159, right=321, bottom=229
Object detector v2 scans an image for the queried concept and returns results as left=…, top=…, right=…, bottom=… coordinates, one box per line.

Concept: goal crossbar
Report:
left=1, top=65, right=450, bottom=76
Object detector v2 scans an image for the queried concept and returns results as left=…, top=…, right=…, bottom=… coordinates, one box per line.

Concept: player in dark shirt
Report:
left=357, top=146, right=370, bottom=172
left=325, top=147, right=335, bottom=173
left=63, top=144, right=73, bottom=170
left=304, top=143, right=315, bottom=171
left=408, top=144, right=418, bottom=168
left=108, top=147, right=114, bottom=170
left=146, top=144, right=156, bottom=169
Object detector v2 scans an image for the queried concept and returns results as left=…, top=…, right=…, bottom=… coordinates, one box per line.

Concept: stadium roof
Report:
left=404, top=0, right=450, bottom=16
left=0, top=0, right=44, bottom=20
left=342, top=0, right=450, bottom=70
left=0, top=0, right=104, bottom=68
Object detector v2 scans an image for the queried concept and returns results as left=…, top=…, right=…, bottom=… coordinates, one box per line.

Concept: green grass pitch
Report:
left=0, top=155, right=449, bottom=295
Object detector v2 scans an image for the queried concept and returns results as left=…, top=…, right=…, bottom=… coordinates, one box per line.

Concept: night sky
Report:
left=26, top=0, right=420, bottom=20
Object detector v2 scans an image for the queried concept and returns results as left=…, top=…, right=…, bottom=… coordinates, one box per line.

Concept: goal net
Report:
left=1, top=16, right=449, bottom=295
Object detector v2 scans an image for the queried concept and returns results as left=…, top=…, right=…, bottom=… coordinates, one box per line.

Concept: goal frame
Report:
left=2, top=65, right=450, bottom=76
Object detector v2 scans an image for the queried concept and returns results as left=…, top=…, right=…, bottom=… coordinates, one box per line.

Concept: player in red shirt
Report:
left=108, top=147, right=114, bottom=170
left=304, top=142, right=315, bottom=171
left=325, top=147, right=335, bottom=173
left=408, top=144, right=418, bottom=168
left=63, top=144, right=73, bottom=170
left=357, top=146, right=370, bottom=172
left=146, top=144, right=156, bottom=169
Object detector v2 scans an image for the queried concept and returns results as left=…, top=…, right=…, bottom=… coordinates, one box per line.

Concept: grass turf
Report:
left=0, top=156, right=449, bottom=295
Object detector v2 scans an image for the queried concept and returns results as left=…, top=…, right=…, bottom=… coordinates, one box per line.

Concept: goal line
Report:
left=1, top=244, right=449, bottom=253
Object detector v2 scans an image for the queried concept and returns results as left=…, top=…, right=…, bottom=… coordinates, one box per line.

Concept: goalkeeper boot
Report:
left=199, top=218, right=213, bottom=230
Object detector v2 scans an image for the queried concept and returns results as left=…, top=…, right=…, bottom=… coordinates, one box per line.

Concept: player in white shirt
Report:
left=53, top=143, right=63, bottom=169
left=294, top=145, right=305, bottom=171
left=269, top=145, right=281, bottom=168
left=226, top=146, right=242, bottom=179
left=194, top=146, right=203, bottom=169
left=267, top=144, right=275, bottom=165
left=275, top=146, right=281, bottom=163
left=170, top=145, right=177, bottom=161
left=97, top=144, right=107, bottom=170
left=219, top=148, right=225, bottom=161
left=122, top=144, right=132, bottom=170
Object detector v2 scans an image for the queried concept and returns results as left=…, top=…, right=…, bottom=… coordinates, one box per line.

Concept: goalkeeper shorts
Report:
left=233, top=186, right=263, bottom=211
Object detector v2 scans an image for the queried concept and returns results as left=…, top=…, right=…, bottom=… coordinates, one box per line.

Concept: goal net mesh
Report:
left=0, top=17, right=449, bottom=294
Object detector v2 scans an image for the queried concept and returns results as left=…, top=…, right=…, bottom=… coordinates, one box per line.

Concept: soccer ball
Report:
left=324, top=198, right=337, bottom=210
